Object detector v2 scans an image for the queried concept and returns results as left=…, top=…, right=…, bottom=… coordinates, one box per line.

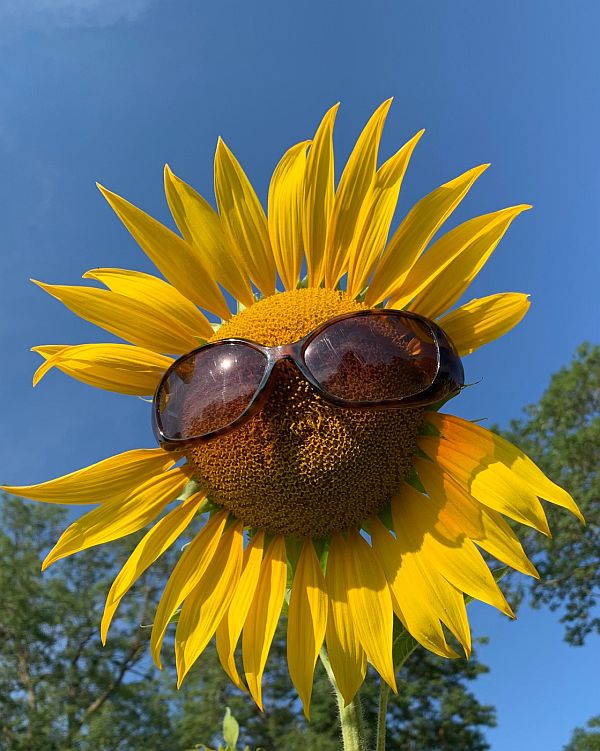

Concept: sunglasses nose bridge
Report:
left=271, top=342, right=299, bottom=359
left=268, top=344, right=311, bottom=385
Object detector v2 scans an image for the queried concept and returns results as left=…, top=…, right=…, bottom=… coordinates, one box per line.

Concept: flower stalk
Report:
left=320, top=649, right=366, bottom=751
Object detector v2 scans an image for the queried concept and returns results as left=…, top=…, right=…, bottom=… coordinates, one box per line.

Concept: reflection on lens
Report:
left=304, top=314, right=438, bottom=402
left=157, top=343, right=268, bottom=440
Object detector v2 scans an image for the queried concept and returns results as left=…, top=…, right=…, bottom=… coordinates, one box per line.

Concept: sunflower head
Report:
left=3, top=100, right=583, bottom=718
left=187, top=286, right=426, bottom=538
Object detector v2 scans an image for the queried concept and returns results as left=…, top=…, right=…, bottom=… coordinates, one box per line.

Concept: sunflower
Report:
left=3, top=100, right=582, bottom=718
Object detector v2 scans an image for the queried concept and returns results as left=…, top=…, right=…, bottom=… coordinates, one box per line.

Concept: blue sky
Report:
left=1, top=1, right=598, bottom=748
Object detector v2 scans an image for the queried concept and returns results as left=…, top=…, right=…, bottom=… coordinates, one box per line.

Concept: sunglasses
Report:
left=153, top=309, right=464, bottom=449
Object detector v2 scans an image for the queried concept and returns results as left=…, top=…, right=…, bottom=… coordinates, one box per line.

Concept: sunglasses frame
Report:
left=153, top=308, right=464, bottom=449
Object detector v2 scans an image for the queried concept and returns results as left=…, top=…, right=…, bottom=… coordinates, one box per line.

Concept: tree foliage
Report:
left=503, top=343, right=600, bottom=646
left=0, top=494, right=175, bottom=751
left=565, top=716, right=600, bottom=751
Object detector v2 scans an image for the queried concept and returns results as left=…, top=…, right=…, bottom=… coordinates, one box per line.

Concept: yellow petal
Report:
left=371, top=517, right=464, bottom=657
left=1, top=447, right=179, bottom=504
left=325, top=99, right=393, bottom=288
left=150, top=511, right=229, bottom=668
left=268, top=141, right=310, bottom=291
left=175, top=521, right=244, bottom=686
left=215, top=531, right=265, bottom=691
left=42, top=464, right=192, bottom=569
left=392, top=486, right=514, bottom=617
left=346, top=130, right=424, bottom=298
left=390, top=205, right=530, bottom=311
left=428, top=413, right=583, bottom=523
left=164, top=165, right=254, bottom=307
left=32, top=280, right=204, bottom=355
left=325, top=537, right=367, bottom=706
left=83, top=267, right=213, bottom=339
left=287, top=539, right=328, bottom=718
left=405, top=206, right=531, bottom=317
left=365, top=164, right=489, bottom=307
left=32, top=343, right=173, bottom=396
left=97, top=185, right=230, bottom=319
left=335, top=530, right=397, bottom=692
left=420, top=431, right=551, bottom=535
left=415, top=456, right=538, bottom=577
left=303, top=103, right=339, bottom=287
left=415, top=456, right=485, bottom=540
left=31, top=344, right=67, bottom=359
left=242, top=535, right=287, bottom=710
left=437, top=293, right=531, bottom=356
left=101, top=491, right=207, bottom=643
left=214, top=138, right=276, bottom=297
left=476, top=508, right=540, bottom=578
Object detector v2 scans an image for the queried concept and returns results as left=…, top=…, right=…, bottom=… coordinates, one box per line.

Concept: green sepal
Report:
left=176, top=477, right=205, bottom=503
left=313, top=537, right=330, bottom=576
left=404, top=465, right=426, bottom=493
left=376, top=504, right=394, bottom=531
left=285, top=537, right=303, bottom=573
left=419, top=419, right=441, bottom=437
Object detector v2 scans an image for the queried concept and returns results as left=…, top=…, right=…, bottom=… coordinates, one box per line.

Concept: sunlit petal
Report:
left=268, top=141, right=310, bottom=291
left=215, top=138, right=276, bottom=297
left=83, top=267, right=213, bottom=339
left=438, top=293, right=531, bottom=356
left=42, top=464, right=192, bottom=569
left=325, top=536, right=367, bottom=706
left=101, top=491, right=207, bottom=642
left=32, top=280, right=205, bottom=354
left=405, top=206, right=531, bottom=317
left=243, top=536, right=287, bottom=710
left=32, top=343, right=173, bottom=396
left=164, top=165, right=254, bottom=307
left=98, top=185, right=230, bottom=318
left=150, top=511, right=229, bottom=668
left=346, top=130, right=424, bottom=298
left=427, top=413, right=583, bottom=522
left=303, top=103, right=339, bottom=286
left=216, top=531, right=265, bottom=691
left=365, top=164, right=489, bottom=306
left=325, top=99, right=393, bottom=288
left=287, top=539, right=328, bottom=718
left=175, top=521, right=244, bottom=685
left=1, top=448, right=180, bottom=505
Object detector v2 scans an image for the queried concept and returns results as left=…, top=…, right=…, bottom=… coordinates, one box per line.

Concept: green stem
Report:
left=319, top=649, right=365, bottom=751
left=375, top=682, right=390, bottom=751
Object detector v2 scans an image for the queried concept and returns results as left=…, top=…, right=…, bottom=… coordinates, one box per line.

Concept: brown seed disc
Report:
left=185, top=288, right=424, bottom=537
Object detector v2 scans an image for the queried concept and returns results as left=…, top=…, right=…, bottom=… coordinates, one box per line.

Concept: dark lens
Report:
left=156, top=343, right=268, bottom=440
left=304, top=314, right=439, bottom=402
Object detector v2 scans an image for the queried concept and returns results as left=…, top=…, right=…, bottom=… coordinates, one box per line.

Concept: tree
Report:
left=503, top=343, right=600, bottom=646
left=564, top=716, right=600, bottom=751
left=0, top=494, right=175, bottom=750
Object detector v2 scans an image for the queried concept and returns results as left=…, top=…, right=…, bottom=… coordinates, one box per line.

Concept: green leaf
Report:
left=222, top=707, right=240, bottom=750
left=392, top=619, right=420, bottom=670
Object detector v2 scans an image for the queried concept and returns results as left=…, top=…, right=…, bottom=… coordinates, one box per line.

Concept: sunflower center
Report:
left=186, top=287, right=424, bottom=537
